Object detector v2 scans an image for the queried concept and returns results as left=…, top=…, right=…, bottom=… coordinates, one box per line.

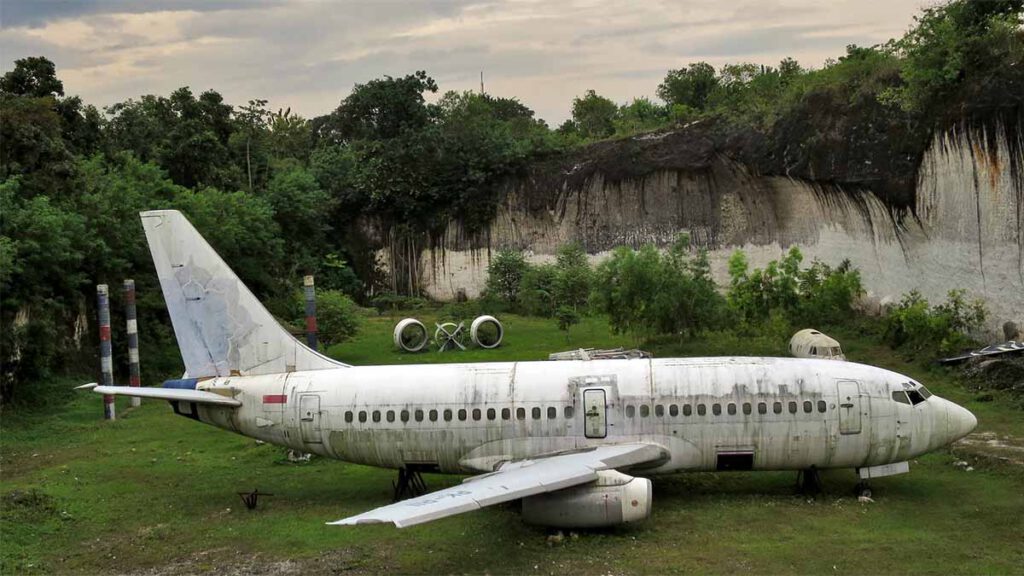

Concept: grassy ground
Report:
left=2, top=313, right=1022, bottom=575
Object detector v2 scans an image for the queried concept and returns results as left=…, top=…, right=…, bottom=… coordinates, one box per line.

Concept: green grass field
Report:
left=2, top=313, right=1022, bottom=575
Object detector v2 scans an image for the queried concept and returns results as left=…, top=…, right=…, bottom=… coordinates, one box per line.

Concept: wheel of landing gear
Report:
left=393, top=318, right=429, bottom=352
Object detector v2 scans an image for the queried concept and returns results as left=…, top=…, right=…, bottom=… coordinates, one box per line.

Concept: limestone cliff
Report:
left=369, top=119, right=1023, bottom=332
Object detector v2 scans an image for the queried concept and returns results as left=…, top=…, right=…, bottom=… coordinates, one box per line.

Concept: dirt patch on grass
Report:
left=953, top=432, right=1024, bottom=467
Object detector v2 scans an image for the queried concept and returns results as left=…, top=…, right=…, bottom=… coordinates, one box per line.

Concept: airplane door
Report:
left=299, top=394, right=323, bottom=444
left=837, top=380, right=862, bottom=435
left=583, top=388, right=607, bottom=438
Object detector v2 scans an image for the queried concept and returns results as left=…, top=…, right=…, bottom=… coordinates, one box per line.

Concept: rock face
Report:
left=371, top=120, right=1023, bottom=333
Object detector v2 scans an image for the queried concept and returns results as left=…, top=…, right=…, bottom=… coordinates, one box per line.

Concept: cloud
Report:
left=0, top=0, right=932, bottom=124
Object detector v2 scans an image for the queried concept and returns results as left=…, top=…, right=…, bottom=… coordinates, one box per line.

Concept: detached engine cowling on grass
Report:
left=521, top=470, right=652, bottom=528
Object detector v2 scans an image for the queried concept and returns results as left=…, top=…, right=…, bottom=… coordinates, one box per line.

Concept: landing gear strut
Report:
left=393, top=466, right=428, bottom=501
left=796, top=466, right=823, bottom=495
left=854, top=481, right=872, bottom=499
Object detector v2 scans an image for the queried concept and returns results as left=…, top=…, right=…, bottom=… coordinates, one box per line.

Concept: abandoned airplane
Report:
left=81, top=210, right=978, bottom=528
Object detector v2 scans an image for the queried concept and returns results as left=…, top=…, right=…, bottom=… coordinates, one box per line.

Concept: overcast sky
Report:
left=0, top=0, right=933, bottom=124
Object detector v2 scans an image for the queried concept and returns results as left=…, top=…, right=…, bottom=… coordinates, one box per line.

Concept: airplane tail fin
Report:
left=140, top=210, right=348, bottom=378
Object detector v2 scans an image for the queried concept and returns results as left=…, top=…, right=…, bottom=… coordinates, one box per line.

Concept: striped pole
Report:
left=97, top=284, right=115, bottom=420
left=303, top=275, right=317, bottom=349
left=124, top=279, right=141, bottom=407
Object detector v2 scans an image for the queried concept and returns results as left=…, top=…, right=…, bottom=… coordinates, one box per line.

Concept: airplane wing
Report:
left=77, top=383, right=242, bottom=407
left=328, top=443, right=666, bottom=528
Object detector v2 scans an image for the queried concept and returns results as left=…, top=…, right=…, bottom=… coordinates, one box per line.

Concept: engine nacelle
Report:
left=521, top=470, right=652, bottom=528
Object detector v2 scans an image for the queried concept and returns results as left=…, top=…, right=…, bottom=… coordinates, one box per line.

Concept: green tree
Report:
left=0, top=56, right=63, bottom=98
left=553, top=242, right=592, bottom=311
left=656, top=62, right=718, bottom=110
left=571, top=90, right=617, bottom=139
left=263, top=164, right=333, bottom=275
left=326, top=71, right=438, bottom=142
left=484, top=249, right=528, bottom=305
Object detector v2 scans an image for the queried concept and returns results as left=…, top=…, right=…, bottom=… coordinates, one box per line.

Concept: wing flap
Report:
left=78, top=383, right=241, bottom=407
left=328, top=443, right=665, bottom=528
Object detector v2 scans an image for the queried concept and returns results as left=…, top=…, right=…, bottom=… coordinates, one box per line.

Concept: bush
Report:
left=727, top=248, right=863, bottom=327
left=369, top=293, right=429, bottom=314
left=301, top=289, right=360, bottom=347
left=518, top=263, right=557, bottom=317
left=553, top=242, right=592, bottom=312
left=484, top=249, right=528, bottom=306
left=882, top=289, right=987, bottom=354
left=592, top=235, right=728, bottom=341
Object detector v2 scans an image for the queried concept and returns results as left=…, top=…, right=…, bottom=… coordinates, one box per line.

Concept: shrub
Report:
left=518, top=263, right=557, bottom=317
left=592, top=235, right=728, bottom=341
left=727, top=248, right=863, bottom=327
left=301, top=289, right=360, bottom=347
left=553, top=242, right=592, bottom=312
left=484, top=249, right=528, bottom=306
left=882, top=289, right=987, bottom=354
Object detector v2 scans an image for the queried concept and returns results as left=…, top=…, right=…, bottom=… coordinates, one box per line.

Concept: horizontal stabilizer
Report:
left=77, top=383, right=241, bottom=407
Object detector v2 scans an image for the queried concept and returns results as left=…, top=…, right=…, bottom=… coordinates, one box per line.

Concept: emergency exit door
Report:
left=837, top=380, right=862, bottom=435
left=299, top=394, right=322, bottom=443
left=583, top=389, right=607, bottom=438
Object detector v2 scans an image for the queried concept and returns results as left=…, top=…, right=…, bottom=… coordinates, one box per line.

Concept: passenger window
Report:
left=429, top=409, right=438, bottom=421
left=626, top=405, right=636, bottom=418
left=773, top=402, right=782, bottom=414
left=683, top=404, right=692, bottom=416
left=640, top=405, right=650, bottom=417
left=532, top=407, right=541, bottom=420
left=803, top=401, right=812, bottom=413
left=712, top=404, right=721, bottom=416
left=655, top=405, right=665, bottom=417
left=400, top=410, right=409, bottom=422
left=372, top=410, right=381, bottom=423
left=517, top=407, right=526, bottom=420
left=386, top=410, right=395, bottom=423
left=458, top=409, right=467, bottom=421
left=758, top=402, right=767, bottom=415
left=669, top=404, right=679, bottom=417
left=502, top=408, right=511, bottom=420
left=487, top=408, right=496, bottom=420
left=472, top=408, right=481, bottom=421
left=743, top=403, right=752, bottom=415
left=697, top=404, right=707, bottom=416
left=359, top=411, right=367, bottom=423
left=817, top=400, right=827, bottom=413
left=728, top=403, right=737, bottom=415
left=564, top=406, right=574, bottom=418
left=443, top=409, right=452, bottom=421
left=345, top=411, right=353, bottom=423
left=547, top=407, right=556, bottom=419
left=788, top=402, right=797, bottom=414
left=415, top=409, right=424, bottom=422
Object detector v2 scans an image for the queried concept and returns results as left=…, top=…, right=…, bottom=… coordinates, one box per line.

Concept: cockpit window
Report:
left=907, top=389, right=926, bottom=405
left=892, top=391, right=911, bottom=405
left=919, top=386, right=933, bottom=399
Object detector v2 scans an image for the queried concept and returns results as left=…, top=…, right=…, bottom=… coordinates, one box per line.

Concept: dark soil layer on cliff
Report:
left=516, top=100, right=1022, bottom=216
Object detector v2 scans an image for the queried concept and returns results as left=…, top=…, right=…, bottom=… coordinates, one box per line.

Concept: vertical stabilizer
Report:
left=141, top=210, right=348, bottom=378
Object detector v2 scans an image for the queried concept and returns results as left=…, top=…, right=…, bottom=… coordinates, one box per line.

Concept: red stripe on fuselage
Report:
left=263, top=394, right=287, bottom=404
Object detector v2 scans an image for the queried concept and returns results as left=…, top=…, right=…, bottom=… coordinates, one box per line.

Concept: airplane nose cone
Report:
left=948, top=403, right=977, bottom=441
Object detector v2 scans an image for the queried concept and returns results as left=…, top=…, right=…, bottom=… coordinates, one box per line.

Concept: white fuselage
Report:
left=181, top=357, right=969, bottom=475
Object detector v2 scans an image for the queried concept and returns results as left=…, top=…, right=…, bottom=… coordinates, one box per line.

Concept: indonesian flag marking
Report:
left=263, top=394, right=287, bottom=404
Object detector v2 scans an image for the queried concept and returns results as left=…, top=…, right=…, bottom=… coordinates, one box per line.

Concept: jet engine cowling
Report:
left=521, top=470, right=652, bottom=528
